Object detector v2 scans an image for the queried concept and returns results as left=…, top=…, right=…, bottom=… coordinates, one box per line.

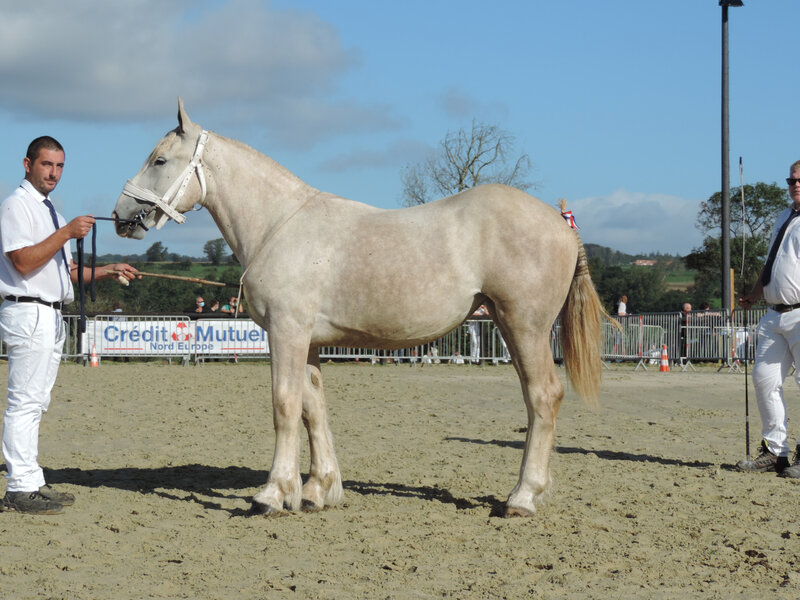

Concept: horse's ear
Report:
left=177, top=97, right=193, bottom=133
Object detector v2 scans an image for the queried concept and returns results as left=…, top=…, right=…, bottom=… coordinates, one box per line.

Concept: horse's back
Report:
left=340, top=184, right=574, bottom=255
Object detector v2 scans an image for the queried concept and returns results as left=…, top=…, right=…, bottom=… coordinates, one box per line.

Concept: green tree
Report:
left=145, top=241, right=168, bottom=262
left=687, top=182, right=788, bottom=303
left=697, top=182, right=787, bottom=242
left=203, top=238, right=228, bottom=265
left=400, top=120, right=533, bottom=206
left=591, top=261, right=684, bottom=313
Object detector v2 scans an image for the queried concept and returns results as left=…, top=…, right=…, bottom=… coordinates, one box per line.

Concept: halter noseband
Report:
left=120, top=129, right=209, bottom=230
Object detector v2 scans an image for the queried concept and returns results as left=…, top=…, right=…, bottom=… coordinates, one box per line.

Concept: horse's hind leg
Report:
left=301, top=361, right=344, bottom=511
left=503, top=330, right=564, bottom=517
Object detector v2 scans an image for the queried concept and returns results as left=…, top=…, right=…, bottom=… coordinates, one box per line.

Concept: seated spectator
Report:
left=191, top=296, right=205, bottom=313
left=111, top=300, right=125, bottom=321
left=221, top=296, right=239, bottom=314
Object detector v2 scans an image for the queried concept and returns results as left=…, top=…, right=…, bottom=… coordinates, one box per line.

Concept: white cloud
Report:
left=567, top=189, right=704, bottom=255
left=0, top=1, right=401, bottom=149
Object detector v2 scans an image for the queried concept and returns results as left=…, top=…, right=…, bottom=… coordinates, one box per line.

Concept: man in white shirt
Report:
left=738, top=160, right=800, bottom=477
left=0, top=136, right=137, bottom=514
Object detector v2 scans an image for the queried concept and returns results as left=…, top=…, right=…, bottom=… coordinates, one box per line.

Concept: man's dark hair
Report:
left=26, top=136, right=64, bottom=162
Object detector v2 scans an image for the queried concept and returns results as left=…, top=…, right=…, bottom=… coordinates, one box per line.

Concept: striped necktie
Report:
left=42, top=197, right=70, bottom=273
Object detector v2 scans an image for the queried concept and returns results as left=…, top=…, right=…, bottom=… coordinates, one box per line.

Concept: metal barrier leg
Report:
left=726, top=359, right=743, bottom=374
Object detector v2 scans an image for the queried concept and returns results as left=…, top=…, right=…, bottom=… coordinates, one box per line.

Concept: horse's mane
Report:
left=209, top=129, right=311, bottom=190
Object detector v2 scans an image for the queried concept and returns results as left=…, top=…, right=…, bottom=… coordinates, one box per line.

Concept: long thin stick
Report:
left=108, top=269, right=237, bottom=288
left=740, top=156, right=750, bottom=461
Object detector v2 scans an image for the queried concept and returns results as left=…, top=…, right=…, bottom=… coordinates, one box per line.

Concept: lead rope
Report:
left=76, top=223, right=98, bottom=334
left=77, top=237, right=84, bottom=333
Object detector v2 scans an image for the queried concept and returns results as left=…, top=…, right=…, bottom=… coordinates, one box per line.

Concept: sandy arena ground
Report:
left=1, top=361, right=799, bottom=599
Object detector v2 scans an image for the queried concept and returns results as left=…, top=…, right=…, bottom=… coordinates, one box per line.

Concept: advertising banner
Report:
left=89, top=317, right=269, bottom=356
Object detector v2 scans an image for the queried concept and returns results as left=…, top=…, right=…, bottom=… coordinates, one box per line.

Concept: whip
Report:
left=739, top=156, right=751, bottom=461
left=106, top=269, right=237, bottom=288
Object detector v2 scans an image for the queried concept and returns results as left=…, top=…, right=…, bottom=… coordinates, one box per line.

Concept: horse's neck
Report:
left=201, top=135, right=318, bottom=269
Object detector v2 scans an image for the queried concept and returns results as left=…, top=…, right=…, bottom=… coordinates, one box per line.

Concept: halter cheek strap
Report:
left=120, top=130, right=209, bottom=230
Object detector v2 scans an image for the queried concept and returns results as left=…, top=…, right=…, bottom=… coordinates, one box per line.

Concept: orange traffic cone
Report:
left=90, top=343, right=99, bottom=367
left=659, top=344, right=670, bottom=372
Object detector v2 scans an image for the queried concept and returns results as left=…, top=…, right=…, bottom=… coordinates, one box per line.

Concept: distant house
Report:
left=633, top=259, right=657, bottom=267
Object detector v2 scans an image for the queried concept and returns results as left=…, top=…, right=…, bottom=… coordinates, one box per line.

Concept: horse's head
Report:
left=112, top=97, right=209, bottom=239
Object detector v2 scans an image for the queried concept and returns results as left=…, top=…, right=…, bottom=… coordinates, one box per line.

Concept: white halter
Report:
left=121, top=130, right=209, bottom=230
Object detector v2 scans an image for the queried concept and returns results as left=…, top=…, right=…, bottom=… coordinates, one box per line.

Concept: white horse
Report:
left=112, top=99, right=606, bottom=517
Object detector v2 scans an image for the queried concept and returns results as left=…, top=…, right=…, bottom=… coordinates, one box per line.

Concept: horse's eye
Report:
left=154, top=156, right=167, bottom=166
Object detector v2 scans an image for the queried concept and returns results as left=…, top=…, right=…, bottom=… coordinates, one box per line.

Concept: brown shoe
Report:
left=2, top=490, right=64, bottom=515
left=38, top=484, right=75, bottom=506
left=736, top=440, right=789, bottom=473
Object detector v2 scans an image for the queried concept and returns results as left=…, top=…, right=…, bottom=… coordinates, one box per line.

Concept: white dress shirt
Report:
left=0, top=180, right=74, bottom=303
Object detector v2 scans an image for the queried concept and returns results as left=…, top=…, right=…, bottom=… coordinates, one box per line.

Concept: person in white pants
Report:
left=0, top=136, right=137, bottom=514
left=469, top=304, right=488, bottom=364
left=738, top=160, right=800, bottom=477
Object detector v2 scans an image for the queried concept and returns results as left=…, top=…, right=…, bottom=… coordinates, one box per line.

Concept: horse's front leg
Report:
left=301, top=357, right=343, bottom=511
left=250, top=338, right=308, bottom=516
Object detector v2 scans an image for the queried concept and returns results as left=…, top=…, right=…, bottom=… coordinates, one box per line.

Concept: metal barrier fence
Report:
left=602, top=315, right=665, bottom=368
left=0, top=308, right=771, bottom=369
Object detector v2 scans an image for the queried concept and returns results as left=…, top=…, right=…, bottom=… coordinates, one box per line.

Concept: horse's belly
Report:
left=310, top=311, right=467, bottom=349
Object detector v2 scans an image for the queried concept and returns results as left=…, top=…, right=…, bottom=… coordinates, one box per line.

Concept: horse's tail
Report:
left=560, top=234, right=611, bottom=406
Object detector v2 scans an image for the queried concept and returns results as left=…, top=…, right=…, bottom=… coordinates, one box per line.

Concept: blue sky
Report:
left=0, top=1, right=795, bottom=258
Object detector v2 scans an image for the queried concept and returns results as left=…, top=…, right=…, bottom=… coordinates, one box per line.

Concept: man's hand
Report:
left=71, top=263, right=139, bottom=286
left=739, top=290, right=760, bottom=310
left=739, top=268, right=766, bottom=310
left=64, top=215, right=96, bottom=239
left=102, top=263, right=139, bottom=284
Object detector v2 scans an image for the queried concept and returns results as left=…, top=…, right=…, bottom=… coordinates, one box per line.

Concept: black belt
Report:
left=771, top=303, right=800, bottom=313
left=4, top=295, right=63, bottom=310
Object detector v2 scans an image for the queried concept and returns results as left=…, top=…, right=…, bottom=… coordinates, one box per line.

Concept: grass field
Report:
left=664, top=268, right=696, bottom=291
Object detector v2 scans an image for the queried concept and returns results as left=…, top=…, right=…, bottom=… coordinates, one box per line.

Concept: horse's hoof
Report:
left=301, top=499, right=322, bottom=512
left=504, top=505, right=535, bottom=518
left=246, top=500, right=282, bottom=517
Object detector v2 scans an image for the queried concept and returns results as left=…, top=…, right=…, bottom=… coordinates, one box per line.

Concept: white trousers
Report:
left=0, top=302, right=65, bottom=492
left=752, top=308, right=800, bottom=457
left=469, top=321, right=481, bottom=362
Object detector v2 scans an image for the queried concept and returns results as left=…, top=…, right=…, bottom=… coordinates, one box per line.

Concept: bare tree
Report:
left=400, top=120, right=533, bottom=206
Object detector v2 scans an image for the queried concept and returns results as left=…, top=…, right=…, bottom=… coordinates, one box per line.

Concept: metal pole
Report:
left=721, top=2, right=732, bottom=315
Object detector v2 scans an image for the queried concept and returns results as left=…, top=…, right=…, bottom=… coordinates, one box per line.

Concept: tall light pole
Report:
left=720, top=0, right=743, bottom=314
